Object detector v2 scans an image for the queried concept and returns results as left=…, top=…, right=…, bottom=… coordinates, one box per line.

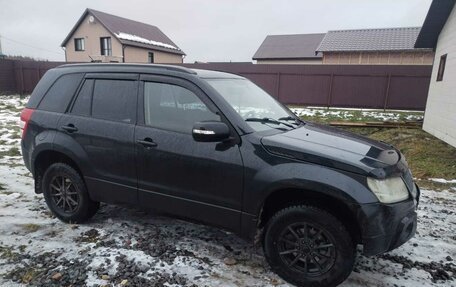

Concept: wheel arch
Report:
left=257, top=187, right=362, bottom=244
left=33, top=149, right=84, bottom=194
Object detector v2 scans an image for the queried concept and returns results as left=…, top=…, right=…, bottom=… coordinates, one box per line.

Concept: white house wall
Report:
left=423, top=6, right=456, bottom=147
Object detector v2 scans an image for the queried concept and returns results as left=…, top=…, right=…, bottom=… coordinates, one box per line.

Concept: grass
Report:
left=295, top=108, right=456, bottom=190
left=0, top=147, right=21, bottom=158
left=20, top=223, right=41, bottom=233
left=351, top=128, right=456, bottom=180
left=77, top=229, right=100, bottom=243
left=1, top=104, right=23, bottom=113
left=9, top=132, right=21, bottom=140
left=20, top=269, right=40, bottom=284
left=0, top=246, right=21, bottom=261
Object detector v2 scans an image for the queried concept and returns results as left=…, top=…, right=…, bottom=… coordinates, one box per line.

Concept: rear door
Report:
left=57, top=73, right=139, bottom=204
left=135, top=75, right=244, bottom=232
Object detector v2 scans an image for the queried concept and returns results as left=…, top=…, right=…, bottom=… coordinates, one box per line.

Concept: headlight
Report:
left=367, top=177, right=409, bottom=203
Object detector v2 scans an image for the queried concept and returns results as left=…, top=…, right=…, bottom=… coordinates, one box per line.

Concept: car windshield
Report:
left=206, top=79, right=299, bottom=131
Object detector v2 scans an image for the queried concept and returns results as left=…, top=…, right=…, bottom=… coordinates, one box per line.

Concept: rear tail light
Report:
left=20, top=108, right=34, bottom=139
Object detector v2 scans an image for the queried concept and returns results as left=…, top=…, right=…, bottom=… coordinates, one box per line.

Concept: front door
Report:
left=135, top=75, right=244, bottom=232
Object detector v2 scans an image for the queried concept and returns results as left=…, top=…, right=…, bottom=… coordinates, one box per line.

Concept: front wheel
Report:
left=42, top=163, right=99, bottom=223
left=263, top=205, right=355, bottom=287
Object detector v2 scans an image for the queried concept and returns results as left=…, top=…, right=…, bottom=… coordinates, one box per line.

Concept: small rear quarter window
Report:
left=38, top=73, right=83, bottom=112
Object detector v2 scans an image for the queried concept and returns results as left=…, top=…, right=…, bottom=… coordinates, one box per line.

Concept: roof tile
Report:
left=316, top=27, right=424, bottom=52
left=253, top=33, right=325, bottom=60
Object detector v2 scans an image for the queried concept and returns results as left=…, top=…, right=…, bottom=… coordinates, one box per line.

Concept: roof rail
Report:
left=57, top=63, right=196, bottom=74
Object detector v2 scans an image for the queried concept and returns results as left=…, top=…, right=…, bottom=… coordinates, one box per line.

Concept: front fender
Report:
left=244, top=162, right=378, bottom=216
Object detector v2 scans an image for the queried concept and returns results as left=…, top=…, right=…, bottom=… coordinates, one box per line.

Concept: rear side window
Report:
left=38, top=73, right=83, bottom=112
left=92, top=79, right=137, bottom=123
left=144, top=82, right=220, bottom=133
left=27, top=69, right=59, bottom=108
left=71, top=79, right=93, bottom=116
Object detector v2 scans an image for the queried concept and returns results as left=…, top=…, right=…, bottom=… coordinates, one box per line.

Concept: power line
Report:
left=1, top=35, right=64, bottom=56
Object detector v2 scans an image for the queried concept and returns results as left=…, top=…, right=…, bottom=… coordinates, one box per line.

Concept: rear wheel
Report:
left=42, top=163, right=99, bottom=223
left=263, top=205, right=355, bottom=287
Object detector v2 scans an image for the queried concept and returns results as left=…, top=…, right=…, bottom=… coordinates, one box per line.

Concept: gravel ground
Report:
left=0, top=95, right=455, bottom=287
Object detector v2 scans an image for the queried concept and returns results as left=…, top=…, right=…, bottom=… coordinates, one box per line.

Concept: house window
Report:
left=100, top=37, right=112, bottom=56
left=148, top=52, right=154, bottom=63
left=74, top=38, right=85, bottom=51
left=437, top=54, right=447, bottom=82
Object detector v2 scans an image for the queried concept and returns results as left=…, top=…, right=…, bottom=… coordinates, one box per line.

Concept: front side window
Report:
left=144, top=82, right=220, bottom=133
left=206, top=79, right=294, bottom=131
left=74, top=38, right=85, bottom=51
left=148, top=52, right=154, bottom=63
left=437, top=54, right=447, bottom=82
left=91, top=79, right=136, bottom=123
left=100, top=37, right=112, bottom=56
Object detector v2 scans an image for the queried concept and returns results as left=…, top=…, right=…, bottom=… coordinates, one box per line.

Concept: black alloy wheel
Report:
left=263, top=205, right=355, bottom=287
left=42, top=163, right=99, bottom=223
left=277, top=222, right=336, bottom=277
left=49, top=175, right=80, bottom=213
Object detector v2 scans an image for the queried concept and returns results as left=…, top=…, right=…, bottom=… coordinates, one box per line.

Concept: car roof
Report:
left=56, top=63, right=245, bottom=79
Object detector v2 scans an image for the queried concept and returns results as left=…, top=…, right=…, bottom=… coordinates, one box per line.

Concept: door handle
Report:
left=61, top=124, right=78, bottom=133
left=136, top=138, right=158, bottom=148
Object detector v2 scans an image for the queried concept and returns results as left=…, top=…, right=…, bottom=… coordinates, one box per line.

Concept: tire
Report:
left=42, top=163, right=99, bottom=223
left=263, top=205, right=355, bottom=287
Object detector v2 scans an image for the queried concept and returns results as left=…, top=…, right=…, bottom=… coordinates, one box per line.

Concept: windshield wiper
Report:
left=278, top=116, right=305, bottom=126
left=245, top=117, right=295, bottom=129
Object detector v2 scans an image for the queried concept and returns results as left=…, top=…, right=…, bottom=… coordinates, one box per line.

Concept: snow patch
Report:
left=429, top=178, right=456, bottom=184
left=0, top=192, right=21, bottom=199
left=290, top=107, right=424, bottom=122
left=115, top=32, right=179, bottom=50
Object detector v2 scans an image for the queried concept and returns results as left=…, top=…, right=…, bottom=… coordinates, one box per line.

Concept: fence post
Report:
left=383, top=73, right=392, bottom=111
left=275, top=72, right=281, bottom=100
left=327, top=74, right=334, bottom=109
left=35, top=64, right=40, bottom=91
left=14, top=60, right=24, bottom=96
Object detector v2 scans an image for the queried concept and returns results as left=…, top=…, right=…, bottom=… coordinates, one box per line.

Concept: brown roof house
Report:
left=61, top=8, right=185, bottom=63
left=252, top=33, right=326, bottom=64
left=316, top=27, right=434, bottom=65
left=415, top=0, right=456, bottom=147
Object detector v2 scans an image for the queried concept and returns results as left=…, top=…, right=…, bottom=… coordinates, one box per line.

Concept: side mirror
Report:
left=192, top=121, right=231, bottom=142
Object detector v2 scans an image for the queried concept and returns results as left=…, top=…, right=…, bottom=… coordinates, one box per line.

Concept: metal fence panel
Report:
left=0, top=60, right=432, bottom=110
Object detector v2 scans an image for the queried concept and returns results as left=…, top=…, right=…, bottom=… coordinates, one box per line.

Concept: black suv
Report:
left=21, top=63, right=419, bottom=287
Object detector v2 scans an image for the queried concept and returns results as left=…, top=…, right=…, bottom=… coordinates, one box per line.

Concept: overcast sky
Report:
left=0, top=0, right=432, bottom=63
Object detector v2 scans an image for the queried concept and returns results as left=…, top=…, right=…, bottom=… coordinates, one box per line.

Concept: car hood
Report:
left=261, top=122, right=407, bottom=178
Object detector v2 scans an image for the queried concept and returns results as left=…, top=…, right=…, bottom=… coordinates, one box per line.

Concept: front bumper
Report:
left=358, top=184, right=419, bottom=256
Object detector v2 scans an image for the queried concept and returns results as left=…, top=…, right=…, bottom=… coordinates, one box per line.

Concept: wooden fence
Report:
left=0, top=59, right=432, bottom=110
